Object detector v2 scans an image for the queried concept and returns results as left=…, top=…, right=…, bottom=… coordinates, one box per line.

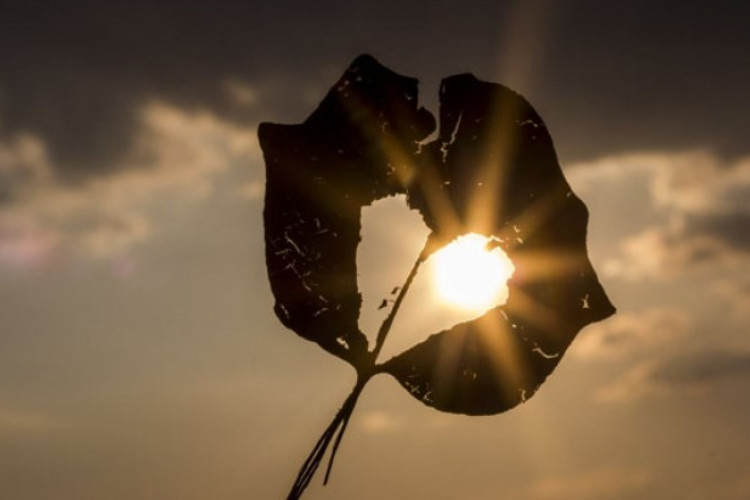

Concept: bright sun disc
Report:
left=432, top=234, right=515, bottom=311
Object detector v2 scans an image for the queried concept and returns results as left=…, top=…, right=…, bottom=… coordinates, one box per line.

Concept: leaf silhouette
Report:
left=380, top=73, right=616, bottom=414
left=258, top=55, right=615, bottom=498
left=259, top=54, right=434, bottom=370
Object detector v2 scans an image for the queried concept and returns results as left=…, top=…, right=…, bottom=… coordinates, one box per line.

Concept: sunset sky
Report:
left=2, top=2, right=750, bottom=499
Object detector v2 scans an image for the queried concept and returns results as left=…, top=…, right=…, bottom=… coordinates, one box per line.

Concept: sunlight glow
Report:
left=432, top=234, right=515, bottom=311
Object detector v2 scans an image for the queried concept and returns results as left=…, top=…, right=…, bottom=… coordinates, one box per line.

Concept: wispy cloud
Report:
left=602, top=221, right=730, bottom=280
left=572, top=308, right=689, bottom=361
left=711, top=275, right=750, bottom=318
left=357, top=410, right=405, bottom=434
left=596, top=350, right=750, bottom=403
left=222, top=79, right=258, bottom=107
left=569, top=150, right=750, bottom=281
left=0, top=133, right=54, bottom=199
left=0, top=101, right=260, bottom=270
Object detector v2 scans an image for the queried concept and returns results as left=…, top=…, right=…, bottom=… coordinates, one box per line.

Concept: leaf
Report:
left=380, top=73, right=616, bottom=415
left=258, top=54, right=435, bottom=368
left=258, top=55, right=615, bottom=497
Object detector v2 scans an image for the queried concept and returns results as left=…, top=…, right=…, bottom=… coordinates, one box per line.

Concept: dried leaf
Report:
left=259, top=55, right=434, bottom=367
left=258, top=55, right=615, bottom=497
left=381, top=73, right=616, bottom=414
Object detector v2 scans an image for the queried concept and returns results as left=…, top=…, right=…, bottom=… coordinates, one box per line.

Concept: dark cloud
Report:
left=597, top=350, right=750, bottom=402
left=651, top=351, right=750, bottom=387
left=688, top=213, right=750, bottom=252
left=640, top=208, right=750, bottom=274
left=572, top=308, right=689, bottom=361
left=539, top=1, right=750, bottom=160
left=610, top=215, right=748, bottom=280
left=0, top=0, right=749, bottom=182
left=586, top=151, right=750, bottom=280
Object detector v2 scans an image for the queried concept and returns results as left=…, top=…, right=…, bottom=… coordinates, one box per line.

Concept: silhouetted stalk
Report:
left=371, top=237, right=431, bottom=362
left=286, top=236, right=432, bottom=500
left=286, top=378, right=366, bottom=500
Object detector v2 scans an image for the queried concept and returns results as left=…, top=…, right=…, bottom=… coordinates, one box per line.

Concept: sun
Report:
left=432, top=233, right=515, bottom=311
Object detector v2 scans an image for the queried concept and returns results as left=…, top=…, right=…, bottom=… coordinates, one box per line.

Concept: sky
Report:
left=1, top=1, right=750, bottom=498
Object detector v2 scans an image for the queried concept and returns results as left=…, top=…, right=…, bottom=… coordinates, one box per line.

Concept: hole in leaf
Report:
left=357, top=194, right=429, bottom=347
left=358, top=195, right=515, bottom=362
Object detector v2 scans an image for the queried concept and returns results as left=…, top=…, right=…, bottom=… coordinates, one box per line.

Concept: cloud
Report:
left=570, top=151, right=750, bottom=281
left=0, top=133, right=54, bottom=202
left=649, top=153, right=750, bottom=215
left=594, top=360, right=665, bottom=403
left=0, top=101, right=259, bottom=269
left=0, top=3, right=276, bottom=178
left=1, top=1, right=749, bottom=184
left=712, top=275, right=750, bottom=318
left=596, top=350, right=750, bottom=403
left=602, top=222, right=730, bottom=280
left=0, top=222, right=61, bottom=271
left=520, top=465, right=651, bottom=500
left=222, top=79, right=258, bottom=107
left=357, top=410, right=405, bottom=434
left=572, top=308, right=689, bottom=361
left=651, top=351, right=750, bottom=387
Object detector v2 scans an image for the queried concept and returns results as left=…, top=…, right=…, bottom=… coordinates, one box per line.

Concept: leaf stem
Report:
left=371, top=234, right=433, bottom=363
left=286, top=234, right=435, bottom=499
left=286, top=376, right=367, bottom=500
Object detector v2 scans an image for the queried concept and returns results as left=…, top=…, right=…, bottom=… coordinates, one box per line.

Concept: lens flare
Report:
left=432, top=234, right=515, bottom=311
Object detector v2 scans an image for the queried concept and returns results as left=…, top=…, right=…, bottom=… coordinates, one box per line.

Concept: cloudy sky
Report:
left=2, top=1, right=750, bottom=499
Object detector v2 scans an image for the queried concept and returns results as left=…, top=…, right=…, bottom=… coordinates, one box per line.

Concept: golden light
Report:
left=432, top=234, right=515, bottom=311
